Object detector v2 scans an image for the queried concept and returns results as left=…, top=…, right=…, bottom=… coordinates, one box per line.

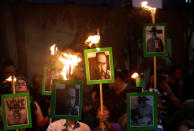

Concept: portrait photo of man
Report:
left=88, top=51, right=111, bottom=81
left=146, top=26, right=164, bottom=53
left=84, top=47, right=115, bottom=85
left=4, top=96, right=29, bottom=126
left=55, top=83, right=80, bottom=116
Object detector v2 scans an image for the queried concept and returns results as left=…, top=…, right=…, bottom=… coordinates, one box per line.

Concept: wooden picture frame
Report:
left=84, top=47, right=115, bottom=85
left=1, top=93, right=32, bottom=130
left=127, top=92, right=158, bottom=130
left=143, top=23, right=168, bottom=57
left=50, top=79, right=83, bottom=120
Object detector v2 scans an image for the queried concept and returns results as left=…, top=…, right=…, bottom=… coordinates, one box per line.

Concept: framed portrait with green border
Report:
left=50, top=79, right=83, bottom=120
left=1, top=93, right=32, bottom=130
left=42, top=64, right=60, bottom=95
left=127, top=92, right=158, bottom=131
left=143, top=23, right=168, bottom=57
left=84, top=47, right=115, bottom=85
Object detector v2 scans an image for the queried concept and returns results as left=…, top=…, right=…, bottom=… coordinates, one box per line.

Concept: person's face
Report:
left=4, top=65, right=16, bottom=78
left=66, top=87, right=76, bottom=108
left=97, top=105, right=110, bottom=120
left=161, top=74, right=170, bottom=83
left=151, top=32, right=157, bottom=38
left=96, top=53, right=107, bottom=77
left=174, top=68, right=182, bottom=81
left=16, top=79, right=28, bottom=93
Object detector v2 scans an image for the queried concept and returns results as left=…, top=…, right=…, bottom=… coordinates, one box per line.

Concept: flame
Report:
left=131, top=72, right=139, bottom=79
left=6, top=76, right=16, bottom=82
left=85, top=35, right=100, bottom=47
left=59, top=53, right=81, bottom=80
left=141, top=1, right=156, bottom=13
left=50, top=44, right=58, bottom=55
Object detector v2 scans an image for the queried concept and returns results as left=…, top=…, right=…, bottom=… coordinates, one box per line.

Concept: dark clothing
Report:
left=89, top=69, right=110, bottom=81
left=111, top=85, right=142, bottom=122
left=147, top=37, right=164, bottom=53
left=166, top=99, right=194, bottom=130
left=92, top=122, right=122, bottom=131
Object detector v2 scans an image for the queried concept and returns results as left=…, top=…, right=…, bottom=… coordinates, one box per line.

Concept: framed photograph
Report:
left=42, top=64, right=60, bottom=95
left=84, top=47, right=115, bottom=85
left=50, top=79, right=83, bottom=120
left=127, top=92, right=158, bottom=130
left=143, top=23, right=168, bottom=57
left=1, top=93, right=32, bottom=130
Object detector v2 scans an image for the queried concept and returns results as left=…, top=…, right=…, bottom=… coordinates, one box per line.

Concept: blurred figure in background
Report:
left=16, top=76, right=50, bottom=131
left=0, top=60, right=17, bottom=95
left=92, top=104, right=122, bottom=131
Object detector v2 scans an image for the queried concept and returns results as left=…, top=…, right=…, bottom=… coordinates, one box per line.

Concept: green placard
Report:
left=42, top=64, right=59, bottom=95
left=50, top=79, right=83, bottom=120
left=84, top=47, right=115, bottom=85
left=143, top=23, right=168, bottom=57
left=127, top=92, right=158, bottom=131
left=1, top=93, right=32, bottom=130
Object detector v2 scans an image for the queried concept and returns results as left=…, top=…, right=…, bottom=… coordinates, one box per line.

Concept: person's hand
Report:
left=106, top=70, right=111, bottom=78
left=159, top=81, right=171, bottom=94
left=97, top=111, right=108, bottom=122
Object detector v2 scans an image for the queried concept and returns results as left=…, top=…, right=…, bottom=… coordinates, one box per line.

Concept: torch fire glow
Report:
left=6, top=76, right=16, bottom=82
left=141, top=1, right=156, bottom=24
left=141, top=1, right=156, bottom=13
left=50, top=44, right=58, bottom=55
left=6, top=76, right=16, bottom=94
left=131, top=72, right=139, bottom=79
left=85, top=35, right=100, bottom=47
left=59, top=53, right=81, bottom=80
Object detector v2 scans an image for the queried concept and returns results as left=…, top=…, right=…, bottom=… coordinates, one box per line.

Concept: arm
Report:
left=34, top=101, right=50, bottom=127
left=98, top=112, right=117, bottom=131
left=161, top=81, right=181, bottom=108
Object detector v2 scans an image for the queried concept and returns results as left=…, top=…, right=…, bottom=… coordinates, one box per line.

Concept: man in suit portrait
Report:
left=55, top=84, right=79, bottom=116
left=146, top=26, right=164, bottom=53
left=89, top=52, right=111, bottom=80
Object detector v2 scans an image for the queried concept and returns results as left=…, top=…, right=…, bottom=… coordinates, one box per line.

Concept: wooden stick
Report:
left=99, top=83, right=105, bottom=131
left=154, top=56, right=157, bottom=89
left=100, top=83, right=104, bottom=114
left=151, top=11, right=155, bottom=24
left=12, top=76, right=15, bottom=94
left=151, top=10, right=157, bottom=89
left=12, top=76, right=17, bottom=131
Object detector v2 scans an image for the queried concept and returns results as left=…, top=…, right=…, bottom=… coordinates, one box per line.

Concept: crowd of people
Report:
left=0, top=59, right=194, bottom=131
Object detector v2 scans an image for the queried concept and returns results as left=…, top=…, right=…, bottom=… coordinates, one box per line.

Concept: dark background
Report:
left=0, top=0, right=194, bottom=85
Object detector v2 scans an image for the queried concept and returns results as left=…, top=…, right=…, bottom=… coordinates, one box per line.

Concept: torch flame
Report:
left=50, top=44, right=58, bottom=55
left=131, top=72, right=139, bottom=79
left=141, top=1, right=156, bottom=13
left=59, top=53, right=81, bottom=80
left=6, top=76, right=16, bottom=82
left=85, top=35, right=100, bottom=47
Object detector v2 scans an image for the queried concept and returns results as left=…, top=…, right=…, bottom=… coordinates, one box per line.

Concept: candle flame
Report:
left=50, top=44, right=58, bottom=55
left=6, top=76, right=16, bottom=82
left=85, top=35, right=100, bottom=47
left=141, top=1, right=156, bottom=13
left=59, top=53, right=81, bottom=80
left=131, top=72, right=139, bottom=79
